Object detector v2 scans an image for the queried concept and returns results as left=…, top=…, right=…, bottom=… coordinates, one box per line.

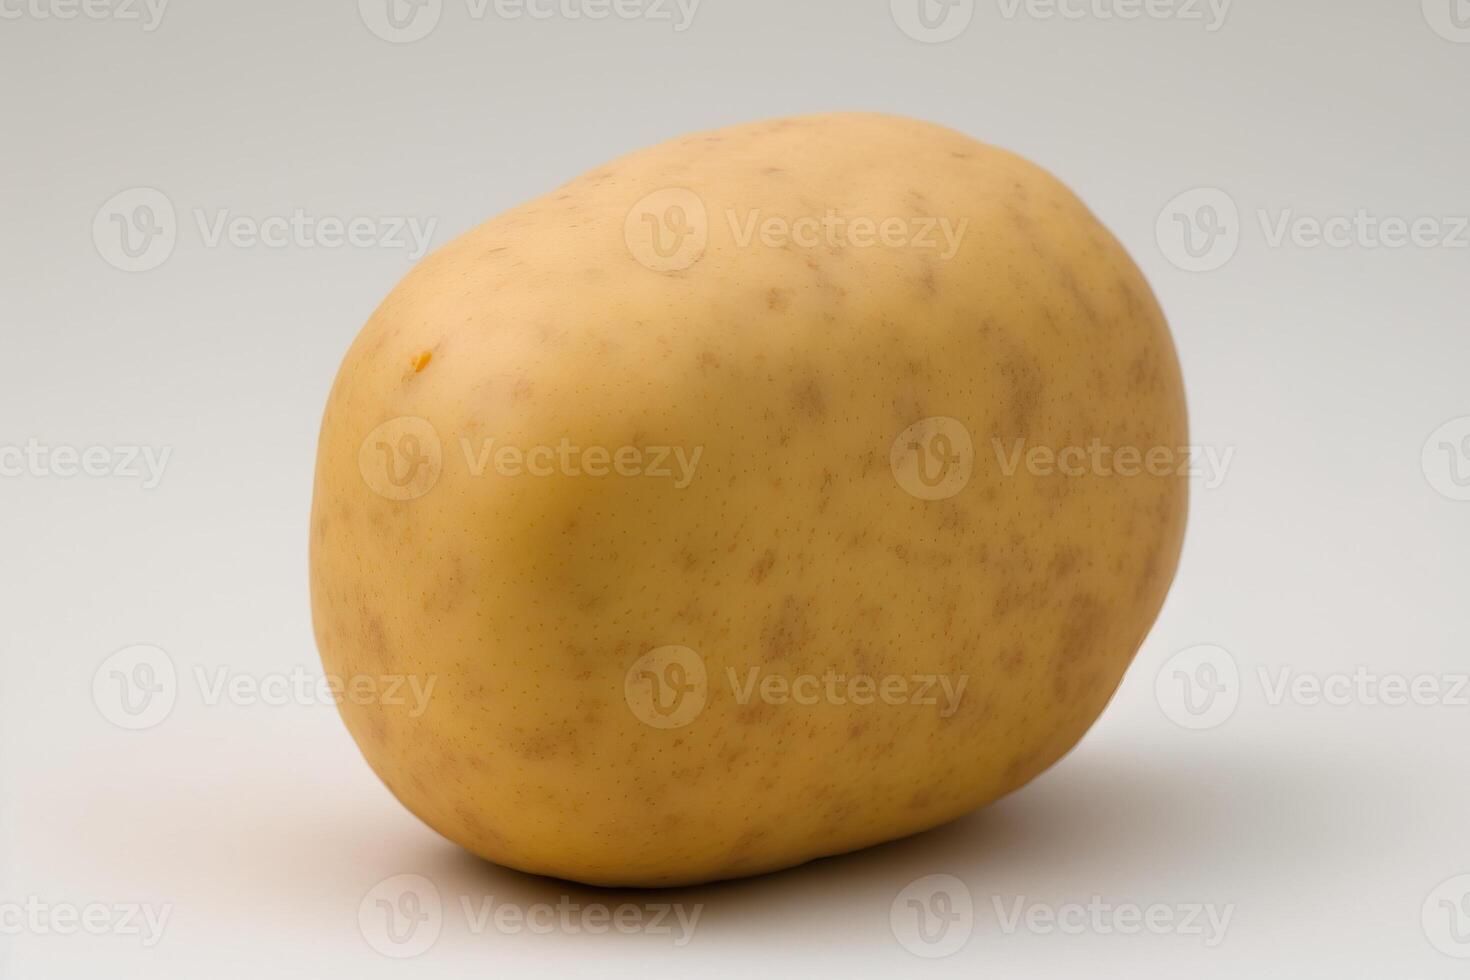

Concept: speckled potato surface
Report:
left=310, top=113, right=1188, bottom=887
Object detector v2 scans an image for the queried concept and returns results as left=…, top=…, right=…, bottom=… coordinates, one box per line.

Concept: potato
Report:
left=310, top=113, right=1188, bottom=887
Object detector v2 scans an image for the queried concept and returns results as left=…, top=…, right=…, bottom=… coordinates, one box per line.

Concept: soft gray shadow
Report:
left=401, top=741, right=1345, bottom=942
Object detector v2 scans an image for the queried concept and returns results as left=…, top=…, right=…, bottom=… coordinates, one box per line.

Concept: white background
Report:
left=2, top=1, right=1468, bottom=976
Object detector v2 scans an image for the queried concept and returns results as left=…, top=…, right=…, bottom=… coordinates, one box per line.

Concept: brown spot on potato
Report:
left=999, top=646, right=1023, bottom=678
left=513, top=730, right=563, bottom=762
left=919, top=266, right=938, bottom=296
left=761, top=595, right=809, bottom=662
left=1055, top=593, right=1107, bottom=668
left=736, top=698, right=778, bottom=725
left=750, top=549, right=777, bottom=583
left=998, top=348, right=1045, bottom=436
left=363, top=614, right=388, bottom=659
left=791, top=375, right=825, bottom=419
left=1049, top=547, right=1081, bottom=579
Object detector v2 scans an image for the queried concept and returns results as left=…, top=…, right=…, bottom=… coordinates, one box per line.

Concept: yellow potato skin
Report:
left=310, top=113, right=1188, bottom=887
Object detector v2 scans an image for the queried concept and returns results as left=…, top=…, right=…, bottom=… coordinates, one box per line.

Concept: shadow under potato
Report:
left=401, top=744, right=1324, bottom=943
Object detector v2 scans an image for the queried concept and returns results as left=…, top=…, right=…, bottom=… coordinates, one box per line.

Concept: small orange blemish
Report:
left=412, top=351, right=433, bottom=373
